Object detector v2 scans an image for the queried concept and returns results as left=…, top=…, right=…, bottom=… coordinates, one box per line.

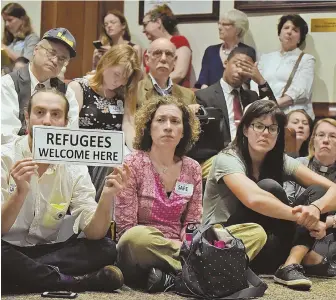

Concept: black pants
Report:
left=1, top=236, right=117, bottom=293
left=225, top=179, right=327, bottom=274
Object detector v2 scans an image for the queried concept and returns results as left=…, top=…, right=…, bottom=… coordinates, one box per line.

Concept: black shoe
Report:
left=274, top=264, right=312, bottom=290
left=74, top=265, right=124, bottom=292
left=304, top=257, right=336, bottom=278
left=146, top=268, right=175, bottom=293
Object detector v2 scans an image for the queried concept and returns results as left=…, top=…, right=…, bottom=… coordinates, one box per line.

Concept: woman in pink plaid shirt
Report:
left=115, top=95, right=267, bottom=293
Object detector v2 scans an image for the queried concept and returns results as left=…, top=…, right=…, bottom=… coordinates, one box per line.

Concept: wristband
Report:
left=310, top=203, right=321, bottom=216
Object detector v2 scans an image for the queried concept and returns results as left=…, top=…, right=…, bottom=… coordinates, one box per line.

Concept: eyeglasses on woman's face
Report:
left=250, top=122, right=279, bottom=135
left=315, top=132, right=336, bottom=143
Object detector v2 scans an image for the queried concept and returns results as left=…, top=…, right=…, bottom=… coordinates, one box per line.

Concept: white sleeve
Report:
left=1, top=75, right=21, bottom=144
left=65, top=86, right=79, bottom=129
left=285, top=54, right=315, bottom=102
left=250, top=53, right=266, bottom=96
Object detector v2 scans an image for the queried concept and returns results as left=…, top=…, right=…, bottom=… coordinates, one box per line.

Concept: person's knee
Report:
left=246, top=223, right=267, bottom=261
left=117, top=225, right=156, bottom=252
left=258, top=179, right=288, bottom=203
left=258, top=179, right=282, bottom=193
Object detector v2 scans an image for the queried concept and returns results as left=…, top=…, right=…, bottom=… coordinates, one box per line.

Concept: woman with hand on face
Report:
left=195, top=9, right=255, bottom=89
left=142, top=4, right=192, bottom=87
left=250, top=15, right=315, bottom=119
left=115, top=95, right=268, bottom=293
left=69, top=44, right=141, bottom=200
left=286, top=109, right=313, bottom=157
left=203, top=100, right=336, bottom=290
left=1, top=3, right=39, bottom=62
left=92, top=10, right=142, bottom=70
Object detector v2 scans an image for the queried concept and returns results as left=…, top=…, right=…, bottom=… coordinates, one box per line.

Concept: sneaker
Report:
left=146, top=268, right=175, bottom=293
left=74, top=265, right=124, bottom=292
left=274, top=264, right=312, bottom=290
left=304, top=257, right=336, bottom=278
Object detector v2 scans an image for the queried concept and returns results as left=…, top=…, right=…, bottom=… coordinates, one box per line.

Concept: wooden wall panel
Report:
left=40, top=1, right=124, bottom=79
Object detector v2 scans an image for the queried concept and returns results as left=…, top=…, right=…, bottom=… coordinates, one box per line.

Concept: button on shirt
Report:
left=149, top=73, right=173, bottom=96
left=220, top=78, right=243, bottom=140
left=1, top=64, right=79, bottom=144
left=251, top=48, right=315, bottom=118
left=1, top=135, right=98, bottom=246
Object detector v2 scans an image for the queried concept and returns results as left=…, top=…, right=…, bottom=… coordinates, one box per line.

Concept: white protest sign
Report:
left=32, top=126, right=124, bottom=167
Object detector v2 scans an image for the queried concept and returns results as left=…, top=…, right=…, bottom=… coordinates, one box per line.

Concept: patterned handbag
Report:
left=175, top=224, right=267, bottom=299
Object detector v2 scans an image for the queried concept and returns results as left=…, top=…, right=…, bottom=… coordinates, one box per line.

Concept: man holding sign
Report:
left=1, top=88, right=129, bottom=293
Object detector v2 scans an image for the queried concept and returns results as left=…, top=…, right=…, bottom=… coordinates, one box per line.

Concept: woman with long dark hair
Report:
left=203, top=100, right=336, bottom=290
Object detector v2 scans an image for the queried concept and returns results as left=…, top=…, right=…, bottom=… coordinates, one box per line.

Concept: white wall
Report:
left=1, top=0, right=41, bottom=37
left=125, top=0, right=336, bottom=103
left=2, top=1, right=334, bottom=103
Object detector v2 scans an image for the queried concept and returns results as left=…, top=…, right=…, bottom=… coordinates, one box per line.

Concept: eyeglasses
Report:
left=150, top=49, right=175, bottom=60
left=143, top=18, right=156, bottom=29
left=315, top=132, right=336, bottom=142
left=39, top=45, right=70, bottom=66
left=218, top=22, right=234, bottom=27
left=250, top=122, right=279, bottom=135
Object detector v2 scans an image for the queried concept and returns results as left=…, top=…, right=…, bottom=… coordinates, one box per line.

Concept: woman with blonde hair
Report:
left=142, top=4, right=192, bottom=87
left=285, top=118, right=336, bottom=201
left=92, top=9, right=142, bottom=69
left=1, top=2, right=39, bottom=61
left=69, top=44, right=141, bottom=199
left=195, top=9, right=255, bottom=89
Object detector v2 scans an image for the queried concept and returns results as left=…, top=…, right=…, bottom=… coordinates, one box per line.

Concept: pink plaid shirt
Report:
left=115, top=150, right=202, bottom=241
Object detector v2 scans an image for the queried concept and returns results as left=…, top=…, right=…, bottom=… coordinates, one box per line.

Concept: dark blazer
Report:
left=195, top=81, right=259, bottom=147
left=195, top=43, right=256, bottom=88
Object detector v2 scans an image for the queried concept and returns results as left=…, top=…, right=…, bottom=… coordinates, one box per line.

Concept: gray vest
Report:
left=9, top=65, right=67, bottom=135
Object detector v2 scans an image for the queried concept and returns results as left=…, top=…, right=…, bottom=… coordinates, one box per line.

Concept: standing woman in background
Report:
left=92, top=10, right=142, bottom=70
left=195, top=9, right=255, bottom=89
left=1, top=3, right=39, bottom=61
left=142, top=4, right=192, bottom=87
left=251, top=14, right=315, bottom=119
left=69, top=44, right=141, bottom=200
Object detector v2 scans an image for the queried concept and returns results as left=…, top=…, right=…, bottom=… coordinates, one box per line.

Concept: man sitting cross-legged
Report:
left=1, top=88, right=129, bottom=293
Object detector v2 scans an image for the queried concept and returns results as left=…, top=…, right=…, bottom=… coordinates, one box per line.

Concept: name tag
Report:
left=175, top=181, right=194, bottom=197
left=109, top=100, right=124, bottom=114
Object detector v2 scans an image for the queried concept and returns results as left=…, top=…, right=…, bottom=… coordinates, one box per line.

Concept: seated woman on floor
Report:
left=285, top=118, right=336, bottom=231
left=202, top=100, right=336, bottom=290
left=114, top=95, right=268, bottom=293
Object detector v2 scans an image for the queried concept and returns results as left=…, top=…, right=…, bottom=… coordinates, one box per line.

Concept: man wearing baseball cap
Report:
left=1, top=27, right=79, bottom=144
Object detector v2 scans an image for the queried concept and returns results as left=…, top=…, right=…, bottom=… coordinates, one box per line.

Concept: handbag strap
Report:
left=281, top=51, right=304, bottom=97
left=219, top=268, right=268, bottom=299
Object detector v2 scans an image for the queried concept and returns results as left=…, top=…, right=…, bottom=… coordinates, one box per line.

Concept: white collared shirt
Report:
left=1, top=135, right=98, bottom=246
left=220, top=78, right=242, bottom=140
left=149, top=73, right=173, bottom=96
left=251, top=48, right=315, bottom=118
left=1, top=64, right=79, bottom=144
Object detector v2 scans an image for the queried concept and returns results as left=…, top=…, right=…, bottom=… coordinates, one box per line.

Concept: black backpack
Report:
left=175, top=224, right=268, bottom=299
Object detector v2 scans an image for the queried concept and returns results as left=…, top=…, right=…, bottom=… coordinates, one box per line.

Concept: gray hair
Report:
left=220, top=9, right=249, bottom=39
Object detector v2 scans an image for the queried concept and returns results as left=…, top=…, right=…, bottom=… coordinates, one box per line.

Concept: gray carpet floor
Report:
left=3, top=278, right=336, bottom=300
